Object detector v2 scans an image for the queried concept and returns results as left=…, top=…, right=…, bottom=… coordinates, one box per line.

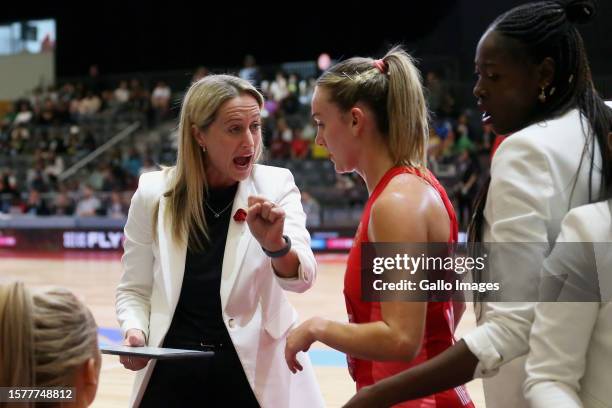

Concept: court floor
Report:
left=1, top=252, right=485, bottom=407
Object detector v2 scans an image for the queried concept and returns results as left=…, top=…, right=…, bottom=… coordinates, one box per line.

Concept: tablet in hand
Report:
left=101, top=345, right=214, bottom=360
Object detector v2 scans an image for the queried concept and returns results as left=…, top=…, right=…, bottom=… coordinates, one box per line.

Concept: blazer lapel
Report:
left=157, top=195, right=187, bottom=316
left=220, top=176, right=255, bottom=311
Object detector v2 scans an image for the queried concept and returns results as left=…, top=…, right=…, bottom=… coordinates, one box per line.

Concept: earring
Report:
left=201, top=145, right=207, bottom=153
left=538, top=86, right=546, bottom=103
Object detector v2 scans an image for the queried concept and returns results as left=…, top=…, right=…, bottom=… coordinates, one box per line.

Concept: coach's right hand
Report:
left=120, top=328, right=150, bottom=371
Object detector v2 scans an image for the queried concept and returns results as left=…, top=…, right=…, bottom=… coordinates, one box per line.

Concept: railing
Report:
left=58, top=121, right=141, bottom=182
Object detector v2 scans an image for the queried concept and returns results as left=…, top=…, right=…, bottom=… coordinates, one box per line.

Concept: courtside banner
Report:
left=0, top=229, right=124, bottom=251
left=0, top=227, right=354, bottom=252
left=361, top=242, right=611, bottom=302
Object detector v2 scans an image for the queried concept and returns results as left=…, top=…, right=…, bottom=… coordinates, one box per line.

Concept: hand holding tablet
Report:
left=105, top=329, right=213, bottom=372
left=101, top=344, right=214, bottom=360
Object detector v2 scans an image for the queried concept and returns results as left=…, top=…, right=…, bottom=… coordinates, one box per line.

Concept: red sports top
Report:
left=344, top=166, right=474, bottom=407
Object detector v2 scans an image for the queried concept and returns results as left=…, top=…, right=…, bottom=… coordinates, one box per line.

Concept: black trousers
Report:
left=139, top=338, right=260, bottom=408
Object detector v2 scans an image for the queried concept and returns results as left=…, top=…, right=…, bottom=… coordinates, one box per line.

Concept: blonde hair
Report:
left=155, top=74, right=264, bottom=252
left=0, top=282, right=98, bottom=406
left=316, top=45, right=429, bottom=169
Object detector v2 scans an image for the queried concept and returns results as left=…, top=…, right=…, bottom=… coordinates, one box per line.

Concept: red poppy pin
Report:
left=233, top=208, right=247, bottom=222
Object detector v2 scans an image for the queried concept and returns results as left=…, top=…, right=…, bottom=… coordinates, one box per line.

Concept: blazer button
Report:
left=228, top=318, right=236, bottom=329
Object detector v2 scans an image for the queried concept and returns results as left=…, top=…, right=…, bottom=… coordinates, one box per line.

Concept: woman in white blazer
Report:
left=115, top=75, right=324, bottom=407
left=524, top=200, right=612, bottom=408
left=344, top=1, right=612, bottom=407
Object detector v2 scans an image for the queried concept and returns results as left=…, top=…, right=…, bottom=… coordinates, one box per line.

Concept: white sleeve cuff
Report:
left=462, top=326, right=504, bottom=378
left=121, top=320, right=150, bottom=343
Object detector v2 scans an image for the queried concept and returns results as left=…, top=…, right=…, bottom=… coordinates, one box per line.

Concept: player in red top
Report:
left=284, top=46, right=473, bottom=407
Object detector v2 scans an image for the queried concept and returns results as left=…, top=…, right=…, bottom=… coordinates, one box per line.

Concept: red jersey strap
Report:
left=362, top=166, right=458, bottom=243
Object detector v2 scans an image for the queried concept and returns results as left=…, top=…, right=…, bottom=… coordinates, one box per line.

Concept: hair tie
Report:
left=372, top=59, right=388, bottom=74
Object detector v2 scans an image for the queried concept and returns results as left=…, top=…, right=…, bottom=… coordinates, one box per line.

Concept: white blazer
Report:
left=524, top=201, right=612, bottom=408
left=116, top=164, right=324, bottom=408
left=461, top=105, right=610, bottom=408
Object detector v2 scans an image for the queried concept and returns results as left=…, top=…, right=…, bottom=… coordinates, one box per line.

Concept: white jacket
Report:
left=462, top=106, right=608, bottom=408
left=116, top=164, right=324, bottom=408
left=524, top=201, right=612, bottom=408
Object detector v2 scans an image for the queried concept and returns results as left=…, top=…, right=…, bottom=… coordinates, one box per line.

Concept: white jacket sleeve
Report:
left=524, top=207, right=602, bottom=407
left=523, top=301, right=598, bottom=408
left=271, top=169, right=316, bottom=293
left=462, top=135, right=554, bottom=377
left=115, top=174, right=156, bottom=340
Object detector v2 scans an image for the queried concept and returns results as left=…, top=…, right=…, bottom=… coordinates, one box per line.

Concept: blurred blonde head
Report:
left=0, top=281, right=99, bottom=407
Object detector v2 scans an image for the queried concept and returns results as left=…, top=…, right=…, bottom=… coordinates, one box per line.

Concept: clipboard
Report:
left=101, top=345, right=214, bottom=360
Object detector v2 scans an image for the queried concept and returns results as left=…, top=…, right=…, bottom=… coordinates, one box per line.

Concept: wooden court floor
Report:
left=1, top=253, right=485, bottom=407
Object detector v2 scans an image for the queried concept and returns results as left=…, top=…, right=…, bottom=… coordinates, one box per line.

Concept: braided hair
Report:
left=468, top=0, right=612, bottom=242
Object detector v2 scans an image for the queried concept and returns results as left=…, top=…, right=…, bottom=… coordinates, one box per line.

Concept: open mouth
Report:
left=481, top=111, right=492, bottom=125
left=233, top=154, right=253, bottom=169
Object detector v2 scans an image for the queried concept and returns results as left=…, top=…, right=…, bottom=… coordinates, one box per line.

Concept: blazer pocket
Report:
left=263, top=303, right=298, bottom=339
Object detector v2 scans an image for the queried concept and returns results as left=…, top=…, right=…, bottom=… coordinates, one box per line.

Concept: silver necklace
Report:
left=205, top=200, right=233, bottom=218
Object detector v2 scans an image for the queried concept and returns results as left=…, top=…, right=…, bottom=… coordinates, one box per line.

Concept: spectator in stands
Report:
left=129, top=79, right=149, bottom=113
left=452, top=146, right=481, bottom=229
left=270, top=72, right=289, bottom=101
left=290, top=127, right=310, bottom=159
left=276, top=116, right=293, bottom=144
left=454, top=112, right=474, bottom=148
left=269, top=133, right=291, bottom=159
left=44, top=152, right=64, bottom=184
left=299, top=77, right=316, bottom=105
left=287, top=46, right=473, bottom=407
left=106, top=190, right=127, bottom=219
left=53, top=99, right=71, bottom=125
left=9, top=124, right=29, bottom=156
left=0, top=281, right=100, bottom=407
left=87, top=163, right=105, bottom=191
left=27, top=160, right=50, bottom=193
left=75, top=184, right=101, bottom=217
left=139, top=156, right=157, bottom=175
left=50, top=190, right=75, bottom=216
left=78, top=91, right=102, bottom=118
left=263, top=90, right=279, bottom=117
left=238, top=54, right=260, bottom=85
left=280, top=89, right=301, bottom=116
left=13, top=102, right=33, bottom=125
left=24, top=188, right=50, bottom=216
left=80, top=130, right=97, bottom=155
left=37, top=98, right=56, bottom=125
left=0, top=175, right=17, bottom=213
left=123, top=148, right=142, bottom=178
left=101, top=166, right=120, bottom=192
left=151, top=81, right=172, bottom=119
left=114, top=80, right=130, bottom=104
left=58, top=83, right=76, bottom=104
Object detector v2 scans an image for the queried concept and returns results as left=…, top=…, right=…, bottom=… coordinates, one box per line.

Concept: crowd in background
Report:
left=0, top=57, right=501, bottom=229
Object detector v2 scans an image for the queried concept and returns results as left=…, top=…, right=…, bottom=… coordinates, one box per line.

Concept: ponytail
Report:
left=317, top=45, right=429, bottom=169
